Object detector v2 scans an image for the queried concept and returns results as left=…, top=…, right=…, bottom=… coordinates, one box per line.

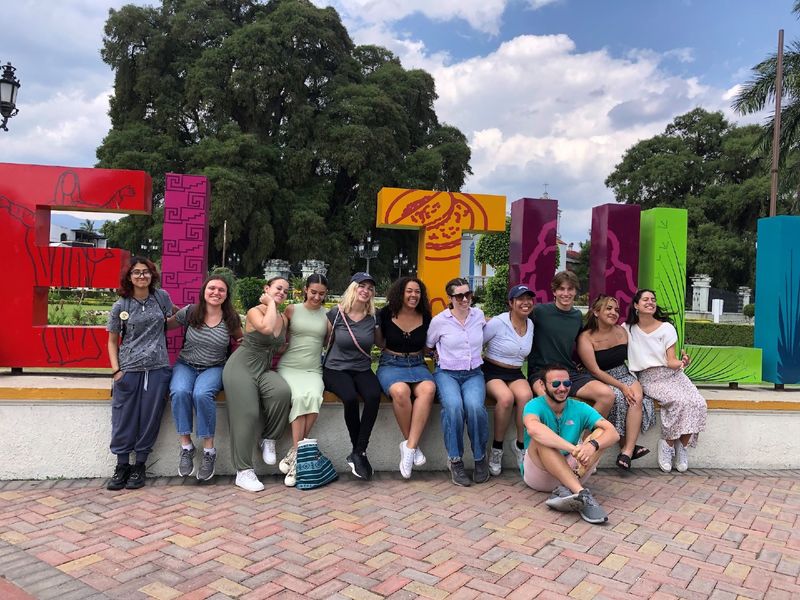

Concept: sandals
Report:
left=631, top=445, right=650, bottom=461
left=616, top=453, right=631, bottom=470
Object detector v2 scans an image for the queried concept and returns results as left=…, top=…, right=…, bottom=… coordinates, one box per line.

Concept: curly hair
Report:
left=385, top=277, right=432, bottom=319
left=187, top=275, right=241, bottom=333
left=117, top=256, right=160, bottom=298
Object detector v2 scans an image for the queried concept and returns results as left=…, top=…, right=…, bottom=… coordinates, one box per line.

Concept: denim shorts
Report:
left=376, top=353, right=434, bottom=395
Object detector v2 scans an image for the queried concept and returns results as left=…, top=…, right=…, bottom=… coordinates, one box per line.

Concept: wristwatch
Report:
left=587, top=439, right=600, bottom=451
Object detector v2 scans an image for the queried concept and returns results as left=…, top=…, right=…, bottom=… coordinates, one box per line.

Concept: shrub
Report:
left=743, top=303, right=755, bottom=319
left=684, top=321, right=754, bottom=347
left=237, top=277, right=266, bottom=311
left=482, top=264, right=509, bottom=317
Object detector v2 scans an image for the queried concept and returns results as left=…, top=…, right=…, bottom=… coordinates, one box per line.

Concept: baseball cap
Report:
left=351, top=272, right=376, bottom=285
left=508, top=284, right=534, bottom=300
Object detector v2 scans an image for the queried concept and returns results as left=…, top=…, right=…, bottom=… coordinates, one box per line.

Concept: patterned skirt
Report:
left=637, top=366, right=707, bottom=447
left=606, top=364, right=656, bottom=438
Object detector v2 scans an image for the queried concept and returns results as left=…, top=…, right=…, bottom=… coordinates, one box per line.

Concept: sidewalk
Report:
left=1, top=468, right=799, bottom=599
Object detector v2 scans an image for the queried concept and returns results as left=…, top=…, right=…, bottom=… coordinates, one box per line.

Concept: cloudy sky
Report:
left=2, top=0, right=797, bottom=243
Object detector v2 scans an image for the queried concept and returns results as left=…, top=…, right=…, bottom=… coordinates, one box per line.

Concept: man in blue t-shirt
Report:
left=522, top=364, right=620, bottom=524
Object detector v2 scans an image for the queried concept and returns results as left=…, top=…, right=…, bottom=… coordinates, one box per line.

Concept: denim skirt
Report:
left=376, top=352, right=434, bottom=395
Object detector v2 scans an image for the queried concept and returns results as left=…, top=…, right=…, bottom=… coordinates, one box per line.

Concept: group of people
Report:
left=105, top=257, right=707, bottom=524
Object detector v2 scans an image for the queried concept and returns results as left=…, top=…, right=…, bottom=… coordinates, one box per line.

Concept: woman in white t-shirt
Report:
left=625, top=289, right=707, bottom=473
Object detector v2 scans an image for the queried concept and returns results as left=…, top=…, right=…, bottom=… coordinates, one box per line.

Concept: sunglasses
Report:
left=550, top=380, right=572, bottom=389
left=450, top=291, right=473, bottom=302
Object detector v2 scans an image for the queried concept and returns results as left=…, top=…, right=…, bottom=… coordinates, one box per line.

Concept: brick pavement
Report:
left=1, top=469, right=799, bottom=599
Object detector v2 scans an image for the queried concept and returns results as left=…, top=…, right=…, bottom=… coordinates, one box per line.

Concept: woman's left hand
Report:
left=680, top=349, right=691, bottom=368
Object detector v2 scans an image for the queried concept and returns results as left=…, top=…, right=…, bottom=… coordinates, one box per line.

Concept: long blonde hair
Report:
left=339, top=281, right=376, bottom=316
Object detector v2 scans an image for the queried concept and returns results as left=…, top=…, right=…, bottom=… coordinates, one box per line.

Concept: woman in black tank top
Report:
left=576, top=295, right=655, bottom=470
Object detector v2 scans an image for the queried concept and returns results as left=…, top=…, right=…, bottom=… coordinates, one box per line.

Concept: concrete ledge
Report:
left=1, top=374, right=798, bottom=479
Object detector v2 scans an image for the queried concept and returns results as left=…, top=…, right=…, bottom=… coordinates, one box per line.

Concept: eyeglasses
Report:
left=131, top=270, right=152, bottom=278
left=450, top=291, right=472, bottom=302
left=550, top=380, right=572, bottom=389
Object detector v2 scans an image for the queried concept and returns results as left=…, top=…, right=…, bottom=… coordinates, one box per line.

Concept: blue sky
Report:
left=2, top=0, right=798, bottom=243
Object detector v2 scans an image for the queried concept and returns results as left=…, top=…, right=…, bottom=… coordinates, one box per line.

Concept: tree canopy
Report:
left=605, top=108, right=776, bottom=290
left=97, top=0, right=472, bottom=289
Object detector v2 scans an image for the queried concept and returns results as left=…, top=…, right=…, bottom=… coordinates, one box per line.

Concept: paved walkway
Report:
left=1, top=469, right=799, bottom=599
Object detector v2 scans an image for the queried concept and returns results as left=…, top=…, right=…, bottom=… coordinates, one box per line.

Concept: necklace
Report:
left=132, top=296, right=150, bottom=311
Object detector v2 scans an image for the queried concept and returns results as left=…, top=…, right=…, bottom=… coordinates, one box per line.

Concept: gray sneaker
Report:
left=449, top=459, right=471, bottom=487
left=545, top=485, right=583, bottom=512
left=196, top=451, right=216, bottom=482
left=178, top=446, right=196, bottom=477
left=577, top=488, right=608, bottom=524
left=473, top=456, right=490, bottom=483
left=488, top=448, right=503, bottom=476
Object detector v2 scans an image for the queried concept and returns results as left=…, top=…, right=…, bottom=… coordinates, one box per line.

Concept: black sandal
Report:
left=616, top=453, right=631, bottom=470
left=631, top=445, right=650, bottom=461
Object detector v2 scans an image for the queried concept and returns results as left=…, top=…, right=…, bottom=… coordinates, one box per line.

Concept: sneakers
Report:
left=235, top=469, right=264, bottom=492
left=107, top=464, right=131, bottom=491
left=658, top=439, right=675, bottom=473
left=545, top=485, right=583, bottom=512
left=675, top=441, right=689, bottom=472
left=260, top=439, right=277, bottom=465
left=449, top=459, right=471, bottom=487
left=473, top=456, right=490, bottom=484
left=514, top=445, right=526, bottom=471
left=126, top=464, right=146, bottom=489
left=284, top=462, right=297, bottom=487
left=279, top=448, right=297, bottom=475
left=488, top=447, right=504, bottom=476
left=399, top=441, right=415, bottom=479
left=577, top=488, right=608, bottom=524
left=178, top=446, right=196, bottom=477
left=414, top=447, right=426, bottom=467
left=197, top=451, right=216, bottom=482
left=347, top=452, right=372, bottom=480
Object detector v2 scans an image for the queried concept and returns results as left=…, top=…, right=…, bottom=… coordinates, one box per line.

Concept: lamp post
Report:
left=140, top=238, right=159, bottom=255
left=353, top=233, right=380, bottom=273
left=392, top=251, right=409, bottom=278
left=0, top=62, right=21, bottom=132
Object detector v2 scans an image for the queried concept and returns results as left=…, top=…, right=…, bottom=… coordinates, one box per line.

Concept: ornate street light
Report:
left=353, top=233, right=380, bottom=273
left=0, top=62, right=21, bottom=132
left=393, top=251, right=409, bottom=278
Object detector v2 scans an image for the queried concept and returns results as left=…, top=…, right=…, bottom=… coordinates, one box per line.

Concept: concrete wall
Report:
left=1, top=398, right=799, bottom=480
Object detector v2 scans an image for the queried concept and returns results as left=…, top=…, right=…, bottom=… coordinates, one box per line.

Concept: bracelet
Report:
left=588, top=439, right=600, bottom=451
left=112, top=369, right=121, bottom=376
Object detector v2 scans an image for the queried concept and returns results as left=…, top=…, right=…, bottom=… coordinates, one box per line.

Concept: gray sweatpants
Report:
left=110, top=367, right=172, bottom=464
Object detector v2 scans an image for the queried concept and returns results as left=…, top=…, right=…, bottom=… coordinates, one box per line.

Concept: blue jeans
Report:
left=433, top=367, right=488, bottom=461
left=169, top=359, right=223, bottom=439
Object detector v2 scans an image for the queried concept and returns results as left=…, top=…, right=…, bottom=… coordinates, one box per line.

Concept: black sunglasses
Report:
left=450, top=291, right=473, bottom=302
left=550, top=379, right=572, bottom=388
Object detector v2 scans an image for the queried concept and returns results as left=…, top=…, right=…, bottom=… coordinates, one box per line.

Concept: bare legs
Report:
left=388, top=380, right=435, bottom=449
left=290, top=413, right=319, bottom=448
left=487, top=379, right=531, bottom=445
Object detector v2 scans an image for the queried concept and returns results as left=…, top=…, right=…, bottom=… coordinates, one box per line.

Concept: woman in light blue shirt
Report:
left=482, top=285, right=535, bottom=476
left=425, top=278, right=487, bottom=487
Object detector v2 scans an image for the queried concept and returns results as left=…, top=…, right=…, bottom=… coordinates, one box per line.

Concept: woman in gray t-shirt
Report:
left=323, top=272, right=381, bottom=480
left=167, top=275, right=243, bottom=482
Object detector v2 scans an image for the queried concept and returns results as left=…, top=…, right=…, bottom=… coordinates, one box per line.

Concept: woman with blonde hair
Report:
left=323, top=272, right=381, bottom=480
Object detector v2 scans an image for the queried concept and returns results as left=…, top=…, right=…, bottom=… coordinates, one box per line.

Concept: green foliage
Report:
left=572, top=240, right=590, bottom=293
left=48, top=303, right=104, bottom=326
left=96, top=0, right=472, bottom=286
left=482, top=264, right=509, bottom=317
left=475, top=217, right=510, bottom=268
left=606, top=108, right=771, bottom=290
left=743, top=303, right=755, bottom=319
left=237, top=277, right=266, bottom=311
left=684, top=321, right=754, bottom=347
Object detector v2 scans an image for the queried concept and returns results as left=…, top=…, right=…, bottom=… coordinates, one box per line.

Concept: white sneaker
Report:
left=675, top=441, right=689, bottom=472
left=658, top=439, right=674, bottom=473
left=235, top=469, right=264, bottom=492
left=514, top=445, right=526, bottom=470
left=413, top=447, right=426, bottom=467
left=488, top=447, right=503, bottom=476
left=260, top=439, right=277, bottom=465
left=279, top=447, right=296, bottom=475
left=399, top=441, right=415, bottom=479
left=284, top=462, right=297, bottom=487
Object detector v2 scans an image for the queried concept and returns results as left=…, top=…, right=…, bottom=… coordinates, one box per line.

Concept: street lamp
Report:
left=392, top=251, right=409, bottom=278
left=353, top=233, right=380, bottom=273
left=0, top=62, right=21, bottom=132
left=140, top=238, right=159, bottom=254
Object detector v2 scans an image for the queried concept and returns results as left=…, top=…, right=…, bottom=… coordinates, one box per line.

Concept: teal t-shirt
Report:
left=522, top=396, right=602, bottom=453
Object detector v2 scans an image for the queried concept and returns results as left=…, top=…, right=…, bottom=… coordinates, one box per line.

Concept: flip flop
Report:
left=631, top=445, right=650, bottom=461
left=616, top=453, right=631, bottom=470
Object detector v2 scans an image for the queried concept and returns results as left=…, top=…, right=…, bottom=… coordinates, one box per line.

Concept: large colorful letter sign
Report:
left=161, top=174, right=211, bottom=363
left=755, top=216, right=800, bottom=384
left=509, top=197, right=558, bottom=304
left=377, top=188, right=506, bottom=313
left=0, top=162, right=152, bottom=368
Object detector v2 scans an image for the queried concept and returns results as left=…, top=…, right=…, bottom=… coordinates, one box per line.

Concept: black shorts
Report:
left=481, top=361, right=526, bottom=383
left=528, top=368, right=595, bottom=396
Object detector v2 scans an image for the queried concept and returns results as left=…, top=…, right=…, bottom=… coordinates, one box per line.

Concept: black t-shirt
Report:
left=378, top=306, right=431, bottom=354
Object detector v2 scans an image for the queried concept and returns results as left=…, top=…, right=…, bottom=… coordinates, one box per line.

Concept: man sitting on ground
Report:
left=528, top=271, right=614, bottom=417
left=522, top=364, right=620, bottom=524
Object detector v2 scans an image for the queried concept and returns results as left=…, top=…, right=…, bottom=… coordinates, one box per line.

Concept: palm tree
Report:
left=79, top=219, right=96, bottom=233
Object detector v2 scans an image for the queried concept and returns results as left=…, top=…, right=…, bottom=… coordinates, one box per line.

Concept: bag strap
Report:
left=322, top=309, right=340, bottom=366
left=338, top=305, right=372, bottom=360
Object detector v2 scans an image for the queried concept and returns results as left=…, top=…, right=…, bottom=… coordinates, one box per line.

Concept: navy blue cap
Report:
left=508, top=284, right=534, bottom=300
left=351, top=272, right=376, bottom=285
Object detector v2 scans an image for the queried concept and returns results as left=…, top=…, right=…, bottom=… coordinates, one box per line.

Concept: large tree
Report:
left=96, top=0, right=471, bottom=289
left=605, top=108, right=773, bottom=290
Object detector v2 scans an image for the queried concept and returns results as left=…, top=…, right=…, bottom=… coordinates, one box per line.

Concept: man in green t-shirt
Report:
left=527, top=271, right=614, bottom=417
left=522, top=364, right=619, bottom=524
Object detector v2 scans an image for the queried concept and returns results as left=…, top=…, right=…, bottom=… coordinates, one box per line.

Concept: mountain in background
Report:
left=50, top=212, right=107, bottom=232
